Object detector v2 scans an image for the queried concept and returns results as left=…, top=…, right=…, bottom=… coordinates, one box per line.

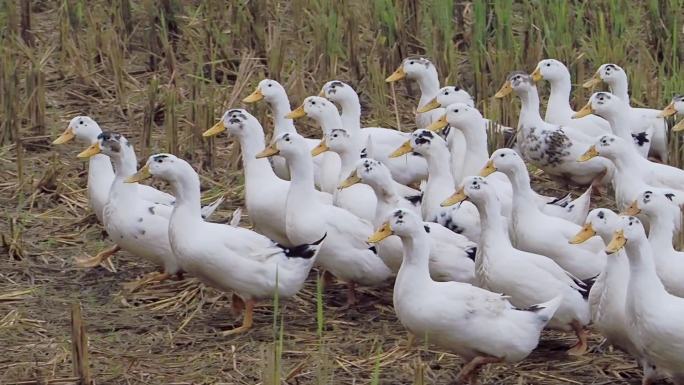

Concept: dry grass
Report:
left=1, top=1, right=682, bottom=384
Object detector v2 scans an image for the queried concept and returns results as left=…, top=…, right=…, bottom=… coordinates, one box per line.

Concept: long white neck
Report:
left=415, top=71, right=441, bottom=107
left=268, top=95, right=297, bottom=136
left=504, top=166, right=541, bottom=214
left=546, top=76, right=575, bottom=119
left=602, top=111, right=634, bottom=141
left=607, top=77, right=630, bottom=103
left=625, top=237, right=669, bottom=303
left=396, top=230, right=433, bottom=285
left=337, top=95, right=362, bottom=130
left=476, top=195, right=513, bottom=248
left=517, top=86, right=544, bottom=128
left=111, top=145, right=139, bottom=180
left=606, top=146, right=648, bottom=172
left=422, top=145, right=455, bottom=218
left=287, top=151, right=317, bottom=199
left=335, top=145, right=363, bottom=180
left=647, top=209, right=678, bottom=254
left=458, top=121, right=490, bottom=177
left=168, top=167, right=203, bottom=221
left=238, top=128, right=279, bottom=183
left=367, top=177, right=403, bottom=226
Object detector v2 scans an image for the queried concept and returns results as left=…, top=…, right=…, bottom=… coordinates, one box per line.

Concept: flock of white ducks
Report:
left=53, top=56, right=684, bottom=384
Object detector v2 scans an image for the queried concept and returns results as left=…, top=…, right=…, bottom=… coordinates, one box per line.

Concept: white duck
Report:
left=369, top=208, right=562, bottom=385
left=624, top=190, right=684, bottom=297
left=257, top=132, right=391, bottom=305
left=584, top=63, right=668, bottom=162
left=390, top=129, right=481, bottom=243
left=319, top=80, right=428, bottom=185
left=570, top=209, right=662, bottom=384
left=481, top=148, right=606, bottom=279
left=431, top=103, right=591, bottom=225
left=202, top=109, right=332, bottom=245
left=530, top=59, right=609, bottom=137
left=574, top=92, right=651, bottom=157
left=312, top=128, right=376, bottom=222
left=127, top=153, right=325, bottom=335
left=579, top=134, right=684, bottom=210
left=386, top=57, right=468, bottom=182
left=496, top=72, right=613, bottom=187
left=340, top=158, right=476, bottom=282
left=242, top=79, right=339, bottom=192
left=606, top=216, right=684, bottom=384
left=446, top=176, right=591, bottom=355
left=661, top=94, right=684, bottom=132
left=77, top=132, right=181, bottom=285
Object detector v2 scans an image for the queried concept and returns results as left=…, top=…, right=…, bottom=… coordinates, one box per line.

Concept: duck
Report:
left=417, top=87, right=513, bottom=186
left=319, top=80, right=428, bottom=185
left=202, top=109, right=333, bottom=245
left=126, top=153, right=325, bottom=335
left=570, top=209, right=662, bottom=384
left=660, top=94, right=684, bottom=132
left=606, top=215, right=684, bottom=384
left=242, top=79, right=340, bottom=193
left=578, top=134, right=684, bottom=210
left=583, top=63, right=668, bottom=162
left=390, top=129, right=481, bottom=243
left=312, top=128, right=377, bottom=222
left=340, top=158, right=476, bottom=282
left=530, top=59, right=609, bottom=137
left=430, top=103, right=591, bottom=225
left=256, top=132, right=391, bottom=305
left=386, top=57, right=468, bottom=183
left=444, top=176, right=591, bottom=355
left=480, top=148, right=606, bottom=280
left=574, top=92, right=651, bottom=157
left=368, top=208, right=562, bottom=385
left=495, top=71, right=613, bottom=187
left=624, top=190, right=684, bottom=296
left=76, top=132, right=181, bottom=286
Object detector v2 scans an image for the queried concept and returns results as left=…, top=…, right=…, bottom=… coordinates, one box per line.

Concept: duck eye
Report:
left=311, top=101, right=316, bottom=105
left=333, top=134, right=338, bottom=138
left=500, top=153, right=505, bottom=157
left=78, top=120, right=83, bottom=125
left=454, top=109, right=459, bottom=113
left=444, top=91, right=449, bottom=95
left=267, top=83, right=272, bottom=87
left=546, top=63, right=551, bottom=67
left=409, top=61, right=414, bottom=65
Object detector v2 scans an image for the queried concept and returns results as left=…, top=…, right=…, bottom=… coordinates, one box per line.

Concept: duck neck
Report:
left=287, top=152, right=317, bottom=198
left=476, top=196, right=513, bottom=248
left=111, top=145, right=139, bottom=180
left=505, top=167, right=540, bottom=213
left=169, top=168, right=203, bottom=221
left=238, top=129, right=277, bottom=181
left=647, top=210, right=678, bottom=253
left=336, top=146, right=363, bottom=180
left=546, top=77, right=575, bottom=118
left=517, top=86, right=544, bottom=128
left=459, top=123, right=490, bottom=176
left=397, top=230, right=432, bottom=281
left=268, top=95, right=297, bottom=136
left=625, top=237, right=669, bottom=300
left=337, top=96, right=362, bottom=131
left=608, top=78, right=630, bottom=104
left=423, top=147, right=455, bottom=218
left=415, top=72, right=440, bottom=106
left=602, top=112, right=633, bottom=141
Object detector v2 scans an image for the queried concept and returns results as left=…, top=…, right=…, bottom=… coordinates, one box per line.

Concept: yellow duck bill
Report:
left=417, top=98, right=441, bottom=113
left=578, top=145, right=599, bottom=162
left=338, top=170, right=361, bottom=189
left=242, top=88, right=264, bottom=103
left=77, top=143, right=101, bottom=158
left=621, top=200, right=641, bottom=216
left=389, top=140, right=413, bottom=158
left=125, top=165, right=152, bottom=183
left=569, top=223, right=596, bottom=244
left=441, top=187, right=467, bottom=207
left=530, top=67, right=543, bottom=82
left=572, top=103, right=594, bottom=119
left=311, top=140, right=329, bottom=157
left=494, top=81, right=513, bottom=98
left=479, top=160, right=497, bottom=177
left=426, top=115, right=448, bottom=131
left=368, top=222, right=393, bottom=243
left=53, top=126, right=75, bottom=145
left=285, top=105, right=306, bottom=119
left=203, top=121, right=225, bottom=137
left=658, top=102, right=677, bottom=118
left=582, top=73, right=602, bottom=88
left=385, top=66, right=406, bottom=82
left=605, top=229, right=626, bottom=254
left=255, top=144, right=280, bottom=158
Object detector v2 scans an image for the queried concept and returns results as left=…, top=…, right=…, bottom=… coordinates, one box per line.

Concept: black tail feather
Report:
left=280, top=233, right=327, bottom=259
left=579, top=274, right=599, bottom=299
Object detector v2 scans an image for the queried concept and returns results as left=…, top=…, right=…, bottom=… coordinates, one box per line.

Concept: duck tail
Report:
left=283, top=233, right=327, bottom=259
left=578, top=275, right=599, bottom=299
left=200, top=196, right=225, bottom=220
left=527, top=295, right=563, bottom=325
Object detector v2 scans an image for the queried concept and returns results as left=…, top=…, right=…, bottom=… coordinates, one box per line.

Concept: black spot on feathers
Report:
left=632, top=132, right=650, bottom=146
